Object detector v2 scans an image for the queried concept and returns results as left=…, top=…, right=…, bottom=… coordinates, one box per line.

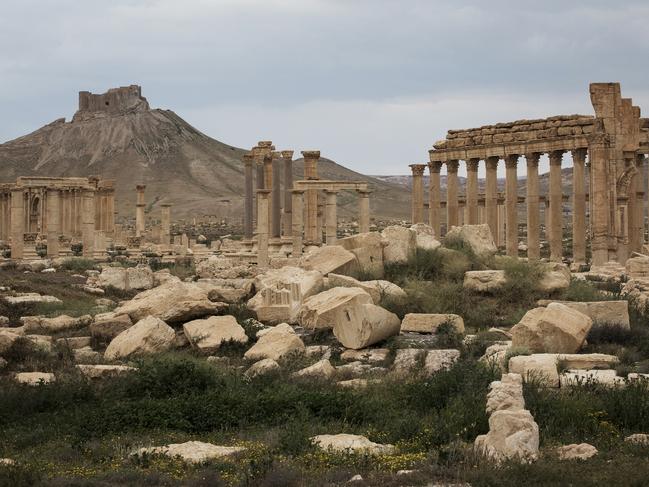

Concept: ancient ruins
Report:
left=411, top=83, right=649, bottom=266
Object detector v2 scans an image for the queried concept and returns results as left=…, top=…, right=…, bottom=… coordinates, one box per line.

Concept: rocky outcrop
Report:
left=537, top=300, right=630, bottom=329
left=76, top=364, right=137, bottom=379
left=196, top=256, right=256, bottom=279
left=14, top=372, right=55, bottom=385
left=22, top=314, right=92, bottom=334
left=538, top=263, right=571, bottom=293
left=104, top=316, right=175, bottom=360
left=244, top=358, right=280, bottom=378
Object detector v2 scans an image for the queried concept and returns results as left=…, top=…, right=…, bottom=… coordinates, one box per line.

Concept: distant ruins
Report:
left=73, top=85, right=150, bottom=121
left=411, top=83, right=649, bottom=266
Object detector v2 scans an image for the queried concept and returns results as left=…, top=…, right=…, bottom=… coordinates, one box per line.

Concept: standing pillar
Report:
left=589, top=133, right=611, bottom=266
left=282, top=150, right=294, bottom=237
left=549, top=151, right=564, bottom=262
left=358, top=190, right=371, bottom=233
left=302, top=151, right=320, bottom=244
left=10, top=189, right=24, bottom=259
left=243, top=154, right=254, bottom=240
left=161, top=204, right=171, bottom=246
left=291, top=189, right=304, bottom=257
left=81, top=190, right=95, bottom=258
left=271, top=153, right=282, bottom=240
left=46, top=190, right=61, bottom=258
left=505, top=154, right=519, bottom=257
left=428, top=161, right=442, bottom=235
left=485, top=156, right=499, bottom=241
left=526, top=153, right=541, bottom=260
left=325, top=190, right=338, bottom=244
left=106, top=190, right=115, bottom=235
left=572, top=149, right=587, bottom=263
left=446, top=160, right=459, bottom=230
left=256, top=189, right=270, bottom=268
left=135, top=184, right=146, bottom=237
left=466, top=159, right=479, bottom=224
left=497, top=203, right=506, bottom=247
left=636, top=154, right=647, bottom=250
left=409, top=164, right=426, bottom=224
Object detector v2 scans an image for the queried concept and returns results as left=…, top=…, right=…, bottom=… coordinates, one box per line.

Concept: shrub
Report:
left=59, top=258, right=97, bottom=273
left=561, top=279, right=607, bottom=302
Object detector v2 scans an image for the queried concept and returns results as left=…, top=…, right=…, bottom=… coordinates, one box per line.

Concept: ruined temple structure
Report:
left=410, top=83, right=649, bottom=266
left=73, top=85, right=150, bottom=122
left=243, top=141, right=371, bottom=266
left=0, top=177, right=115, bottom=259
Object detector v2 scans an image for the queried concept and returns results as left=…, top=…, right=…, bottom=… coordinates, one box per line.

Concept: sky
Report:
left=1, top=0, right=648, bottom=177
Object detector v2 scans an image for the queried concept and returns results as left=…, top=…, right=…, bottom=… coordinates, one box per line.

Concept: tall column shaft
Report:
left=359, top=190, right=370, bottom=233
left=302, top=151, right=320, bottom=243
left=409, top=164, right=426, bottom=224
left=526, top=153, right=541, bottom=260
left=549, top=151, right=564, bottom=262
left=485, top=157, right=499, bottom=241
left=325, top=190, right=338, bottom=244
left=282, top=151, right=294, bottom=237
left=81, top=190, right=95, bottom=258
left=291, top=190, right=304, bottom=257
left=161, top=204, right=171, bottom=246
left=466, top=159, right=479, bottom=224
left=256, top=189, right=270, bottom=268
left=572, top=149, right=587, bottom=263
left=428, top=162, right=442, bottom=235
left=47, top=190, right=61, bottom=257
left=10, top=190, right=24, bottom=259
left=505, top=154, right=519, bottom=257
left=106, top=191, right=115, bottom=234
left=635, top=154, right=647, bottom=251
left=271, top=154, right=282, bottom=239
left=243, top=154, right=254, bottom=240
left=446, top=160, right=459, bottom=231
left=135, top=184, right=146, bottom=237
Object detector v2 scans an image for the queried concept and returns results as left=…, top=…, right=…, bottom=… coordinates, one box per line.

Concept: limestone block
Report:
left=14, top=372, right=55, bottom=385
left=445, top=224, right=497, bottom=256
left=4, top=293, right=62, bottom=305
left=559, top=369, right=623, bottom=388
left=56, top=336, right=92, bottom=349
left=424, top=349, right=460, bottom=375
left=196, top=255, right=256, bottom=279
left=381, top=226, right=416, bottom=264
left=337, top=232, right=385, bottom=277
left=480, top=341, right=512, bottom=371
left=90, top=312, right=133, bottom=341
left=182, top=315, right=248, bottom=353
left=392, top=348, right=425, bottom=373
left=337, top=379, right=369, bottom=389
left=244, top=323, right=305, bottom=361
left=292, top=358, right=336, bottom=380
left=76, top=364, right=137, bottom=379
left=538, top=263, right=571, bottom=293
left=298, top=287, right=373, bottom=329
left=195, top=278, right=255, bottom=303
left=97, top=265, right=154, bottom=291
left=244, top=358, right=280, bottom=378
left=327, top=273, right=406, bottom=304
left=626, top=256, right=649, bottom=278
left=400, top=313, right=465, bottom=334
left=104, top=316, right=175, bottom=360
left=0, top=329, right=23, bottom=354
left=410, top=223, right=441, bottom=251
left=625, top=434, right=649, bottom=445
left=464, top=270, right=506, bottom=293
left=511, top=303, right=592, bottom=353
left=23, top=314, right=92, bottom=334
left=135, top=441, right=245, bottom=464
left=340, top=348, right=390, bottom=364
left=333, top=303, right=400, bottom=350
left=311, top=434, right=395, bottom=455
left=300, top=245, right=359, bottom=276
left=556, top=443, right=598, bottom=460
left=486, top=373, right=524, bottom=413
left=508, top=354, right=560, bottom=387
left=474, top=409, right=539, bottom=463
left=538, top=300, right=630, bottom=329
left=556, top=353, right=618, bottom=370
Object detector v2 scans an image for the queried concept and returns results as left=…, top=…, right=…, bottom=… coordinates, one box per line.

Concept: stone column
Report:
left=325, top=190, right=338, bottom=244
left=526, top=153, right=541, bottom=260
left=135, top=184, right=146, bottom=237
left=282, top=150, right=294, bottom=237
left=446, top=160, right=459, bottom=230
left=106, top=190, right=115, bottom=234
left=549, top=150, right=564, bottom=262
left=81, top=190, right=95, bottom=258
left=428, top=161, right=442, bottom=235
left=161, top=204, right=171, bottom=246
left=466, top=158, right=479, bottom=224
left=302, top=151, right=320, bottom=244
left=485, top=156, right=499, bottom=241
left=10, top=189, right=24, bottom=259
left=46, top=190, right=61, bottom=258
left=291, top=189, right=304, bottom=257
left=572, top=149, right=587, bottom=263
left=271, top=153, right=282, bottom=239
left=635, top=154, right=647, bottom=251
left=409, top=164, right=426, bottom=224
left=256, top=189, right=270, bottom=268
left=505, top=154, right=519, bottom=257
left=358, top=190, right=371, bottom=233
left=243, top=154, right=254, bottom=240
left=497, top=203, right=506, bottom=247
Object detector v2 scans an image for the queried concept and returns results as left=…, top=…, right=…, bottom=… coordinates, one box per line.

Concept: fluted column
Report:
left=291, top=189, right=304, bottom=257
left=10, top=189, right=24, bottom=259
left=256, top=189, right=270, bottom=268
left=243, top=154, right=254, bottom=240
left=302, top=150, right=320, bottom=244
left=466, top=159, right=479, bottom=224
left=589, top=133, right=611, bottom=266
left=505, top=154, right=519, bottom=257
left=446, top=160, right=459, bottom=230
left=485, top=156, right=499, bottom=241
left=161, top=204, right=171, bottom=246
left=428, top=161, right=442, bottom=235
left=81, top=189, right=95, bottom=258
left=526, top=153, right=541, bottom=260
left=358, top=190, right=371, bottom=233
left=549, top=150, right=564, bottom=262
left=325, top=190, right=338, bottom=244
left=271, top=153, right=282, bottom=239
left=282, top=150, right=294, bottom=237
left=46, top=190, right=61, bottom=257
left=409, top=164, right=426, bottom=224
left=572, top=149, right=587, bottom=263
left=629, top=154, right=644, bottom=254
left=135, top=184, right=146, bottom=237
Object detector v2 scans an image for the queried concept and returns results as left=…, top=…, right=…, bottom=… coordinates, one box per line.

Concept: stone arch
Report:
left=616, top=162, right=639, bottom=199
left=29, top=195, right=41, bottom=232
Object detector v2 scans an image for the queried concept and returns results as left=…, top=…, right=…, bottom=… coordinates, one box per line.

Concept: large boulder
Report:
left=113, top=280, right=226, bottom=324
left=538, top=263, right=571, bottom=293
left=311, top=434, right=395, bottom=455
left=511, top=303, right=592, bottom=353
left=337, top=232, right=385, bottom=277
left=300, top=245, right=359, bottom=276
left=327, top=273, right=405, bottom=304
left=463, top=270, right=506, bottom=293
left=104, top=316, right=175, bottom=360
left=247, top=266, right=323, bottom=324
left=182, top=316, right=248, bottom=353
left=135, top=441, right=245, bottom=464
left=298, top=287, right=373, bottom=329
left=445, top=224, right=497, bottom=256
left=475, top=409, right=539, bottom=463
left=333, top=303, right=400, bottom=350
left=97, top=265, right=154, bottom=291
left=410, top=223, right=441, bottom=251
left=244, top=323, right=305, bottom=361
left=400, top=313, right=465, bottom=334
left=381, top=226, right=416, bottom=264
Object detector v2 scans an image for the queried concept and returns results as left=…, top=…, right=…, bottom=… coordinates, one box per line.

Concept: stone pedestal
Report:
left=410, top=164, right=426, bottom=224
left=466, top=158, right=479, bottom=224
left=549, top=151, right=564, bottom=262
left=505, top=154, right=518, bottom=257
left=572, top=149, right=587, bottom=263
left=485, top=156, right=499, bottom=242
left=526, top=153, right=541, bottom=260
left=446, top=160, right=459, bottom=229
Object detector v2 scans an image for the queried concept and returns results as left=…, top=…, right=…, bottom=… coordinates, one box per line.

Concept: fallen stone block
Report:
left=183, top=315, right=248, bottom=353
left=104, top=316, right=175, bottom=360
left=333, top=303, right=400, bottom=350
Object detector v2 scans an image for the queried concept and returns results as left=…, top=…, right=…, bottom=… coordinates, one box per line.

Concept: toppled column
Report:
left=466, top=158, right=479, bottom=224
left=409, top=164, right=426, bottom=224
left=446, top=160, right=459, bottom=230
left=81, top=189, right=96, bottom=258
left=358, top=190, right=371, bottom=233
left=46, top=189, right=61, bottom=258
left=282, top=150, right=294, bottom=237
left=526, top=153, right=541, bottom=260
left=135, top=184, right=146, bottom=237
left=302, top=151, right=320, bottom=244
left=161, top=204, right=171, bottom=246
left=549, top=151, right=563, bottom=262
left=486, top=157, right=499, bottom=242
left=243, top=153, right=254, bottom=241
left=291, top=189, right=304, bottom=257
left=505, top=154, right=519, bottom=257
left=256, top=189, right=271, bottom=268
left=10, top=189, right=24, bottom=259
left=428, top=161, right=442, bottom=235
left=325, top=190, right=338, bottom=244
left=572, top=149, right=587, bottom=264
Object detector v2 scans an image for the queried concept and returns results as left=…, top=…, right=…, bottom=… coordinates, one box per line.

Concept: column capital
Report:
left=571, top=148, right=587, bottom=164
left=427, top=161, right=442, bottom=173
left=409, top=164, right=426, bottom=176
left=549, top=150, right=564, bottom=166
left=243, top=153, right=254, bottom=165
left=525, top=153, right=541, bottom=167
left=301, top=150, right=320, bottom=159
left=136, top=184, right=146, bottom=191
left=357, top=189, right=372, bottom=196
left=161, top=203, right=172, bottom=208
left=324, top=189, right=339, bottom=195
left=281, top=150, right=294, bottom=159
left=291, top=189, right=305, bottom=195
left=256, top=189, right=272, bottom=197
left=485, top=156, right=499, bottom=171
left=257, top=140, right=273, bottom=148
left=466, top=158, right=480, bottom=172
left=446, top=160, right=459, bottom=173
left=504, top=154, right=519, bottom=169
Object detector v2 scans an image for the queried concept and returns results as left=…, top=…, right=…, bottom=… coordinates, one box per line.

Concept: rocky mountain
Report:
left=0, top=86, right=410, bottom=221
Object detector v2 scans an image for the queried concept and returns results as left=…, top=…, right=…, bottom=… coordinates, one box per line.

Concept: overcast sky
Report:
left=1, top=0, right=648, bottom=177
